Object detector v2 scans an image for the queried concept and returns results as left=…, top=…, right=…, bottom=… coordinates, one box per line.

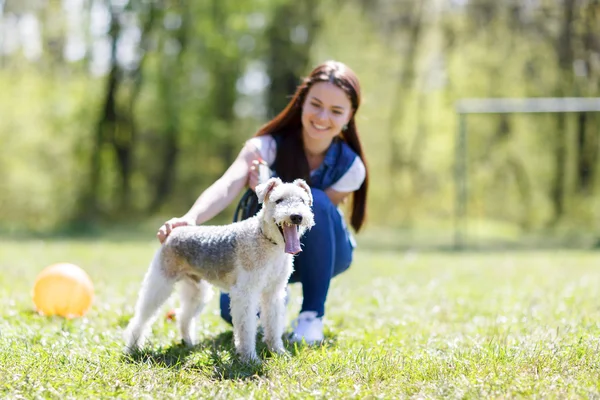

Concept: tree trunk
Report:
left=386, top=0, right=425, bottom=200
left=576, top=113, right=598, bottom=195
left=550, top=112, right=567, bottom=223
left=79, top=11, right=120, bottom=220
left=113, top=121, right=133, bottom=212
left=549, top=0, right=576, bottom=224
left=149, top=128, right=179, bottom=213
left=266, top=0, right=320, bottom=118
left=149, top=4, right=187, bottom=213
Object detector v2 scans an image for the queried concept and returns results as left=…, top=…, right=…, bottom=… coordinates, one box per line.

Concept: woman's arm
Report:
left=324, top=156, right=366, bottom=206
left=182, top=145, right=256, bottom=225
left=157, top=141, right=260, bottom=243
left=324, top=188, right=351, bottom=206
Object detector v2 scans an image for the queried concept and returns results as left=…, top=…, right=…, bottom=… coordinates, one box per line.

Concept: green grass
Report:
left=1, top=238, right=600, bottom=398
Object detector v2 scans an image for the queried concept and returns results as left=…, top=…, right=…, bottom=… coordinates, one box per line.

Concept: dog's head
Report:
left=256, top=177, right=315, bottom=254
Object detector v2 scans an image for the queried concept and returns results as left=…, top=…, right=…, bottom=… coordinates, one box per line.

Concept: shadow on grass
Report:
left=122, top=329, right=338, bottom=380
left=123, top=331, right=263, bottom=380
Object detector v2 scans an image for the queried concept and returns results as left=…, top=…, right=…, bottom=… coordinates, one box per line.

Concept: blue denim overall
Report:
left=220, top=136, right=359, bottom=321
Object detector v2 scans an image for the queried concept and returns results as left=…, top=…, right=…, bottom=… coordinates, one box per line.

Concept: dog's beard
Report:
left=277, top=222, right=301, bottom=255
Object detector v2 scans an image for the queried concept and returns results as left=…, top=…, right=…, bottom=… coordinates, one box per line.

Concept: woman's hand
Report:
left=248, top=159, right=267, bottom=191
left=156, top=217, right=196, bottom=244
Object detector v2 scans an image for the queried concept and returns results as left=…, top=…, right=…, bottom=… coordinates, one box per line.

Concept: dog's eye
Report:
left=275, top=199, right=283, bottom=204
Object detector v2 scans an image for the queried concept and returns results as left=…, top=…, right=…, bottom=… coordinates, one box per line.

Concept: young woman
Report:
left=157, top=60, right=369, bottom=343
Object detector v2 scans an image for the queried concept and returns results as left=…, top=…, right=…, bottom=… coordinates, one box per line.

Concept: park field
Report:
left=1, top=238, right=599, bottom=398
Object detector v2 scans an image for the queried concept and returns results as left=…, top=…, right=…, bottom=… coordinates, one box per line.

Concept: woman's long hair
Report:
left=254, top=61, right=369, bottom=232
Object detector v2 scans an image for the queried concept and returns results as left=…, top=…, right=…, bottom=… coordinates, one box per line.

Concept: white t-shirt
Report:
left=247, top=135, right=366, bottom=192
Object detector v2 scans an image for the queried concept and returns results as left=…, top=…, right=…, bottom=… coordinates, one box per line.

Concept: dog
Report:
left=123, top=177, right=315, bottom=363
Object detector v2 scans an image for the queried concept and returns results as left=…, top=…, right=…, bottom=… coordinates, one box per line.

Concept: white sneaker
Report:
left=289, top=311, right=324, bottom=344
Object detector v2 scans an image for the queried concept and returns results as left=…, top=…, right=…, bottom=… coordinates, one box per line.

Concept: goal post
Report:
left=454, top=97, right=600, bottom=250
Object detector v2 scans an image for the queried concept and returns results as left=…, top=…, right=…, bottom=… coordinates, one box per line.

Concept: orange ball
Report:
left=32, top=263, right=94, bottom=318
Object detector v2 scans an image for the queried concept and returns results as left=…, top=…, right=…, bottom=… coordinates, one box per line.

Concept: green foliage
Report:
left=0, top=0, right=599, bottom=244
left=0, top=68, right=101, bottom=232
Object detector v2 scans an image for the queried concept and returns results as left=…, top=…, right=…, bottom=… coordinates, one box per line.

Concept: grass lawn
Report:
left=1, top=238, right=599, bottom=398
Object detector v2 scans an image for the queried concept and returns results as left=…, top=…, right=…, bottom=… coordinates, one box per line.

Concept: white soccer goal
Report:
left=454, top=97, right=600, bottom=249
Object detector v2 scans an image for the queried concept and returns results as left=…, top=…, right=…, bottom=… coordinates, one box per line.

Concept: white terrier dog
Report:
left=124, top=178, right=315, bottom=363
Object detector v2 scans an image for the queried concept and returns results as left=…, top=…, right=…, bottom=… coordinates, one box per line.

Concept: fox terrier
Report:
left=123, top=178, right=315, bottom=363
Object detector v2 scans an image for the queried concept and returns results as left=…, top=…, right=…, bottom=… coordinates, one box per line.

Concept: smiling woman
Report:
left=301, top=82, right=353, bottom=156
left=156, top=60, right=369, bottom=345
left=254, top=61, right=368, bottom=222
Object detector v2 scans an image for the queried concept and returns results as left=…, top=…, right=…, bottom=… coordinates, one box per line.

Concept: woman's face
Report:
left=301, top=81, right=353, bottom=145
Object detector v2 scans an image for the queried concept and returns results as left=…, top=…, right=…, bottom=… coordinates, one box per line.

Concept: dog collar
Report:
left=260, top=228, right=278, bottom=246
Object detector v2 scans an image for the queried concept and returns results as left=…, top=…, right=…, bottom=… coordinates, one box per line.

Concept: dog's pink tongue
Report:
left=283, top=225, right=301, bottom=254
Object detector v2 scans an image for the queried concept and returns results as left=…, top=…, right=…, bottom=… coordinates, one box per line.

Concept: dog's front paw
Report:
left=266, top=340, right=288, bottom=356
left=271, top=346, right=290, bottom=357
left=181, top=337, right=197, bottom=348
left=239, top=351, right=261, bottom=365
left=123, top=326, right=144, bottom=353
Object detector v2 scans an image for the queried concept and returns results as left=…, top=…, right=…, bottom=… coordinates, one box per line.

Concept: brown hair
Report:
left=255, top=61, right=369, bottom=232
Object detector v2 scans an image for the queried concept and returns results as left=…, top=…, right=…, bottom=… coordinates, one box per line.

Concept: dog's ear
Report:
left=256, top=177, right=282, bottom=204
left=293, top=179, right=313, bottom=206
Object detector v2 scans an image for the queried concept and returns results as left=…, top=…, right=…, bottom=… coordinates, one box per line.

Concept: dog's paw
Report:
left=122, top=334, right=141, bottom=355
left=271, top=347, right=290, bottom=358
left=239, top=351, right=261, bottom=365
left=123, top=344, right=139, bottom=355
left=123, top=325, right=146, bottom=352
left=181, top=337, right=197, bottom=348
left=266, top=340, right=288, bottom=356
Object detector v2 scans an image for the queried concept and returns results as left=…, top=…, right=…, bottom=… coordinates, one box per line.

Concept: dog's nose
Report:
left=290, top=214, right=303, bottom=225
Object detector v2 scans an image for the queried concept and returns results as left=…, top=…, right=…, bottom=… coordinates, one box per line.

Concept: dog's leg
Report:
left=124, top=251, right=175, bottom=352
left=260, top=282, right=288, bottom=355
left=229, top=284, right=260, bottom=363
left=178, top=279, right=213, bottom=347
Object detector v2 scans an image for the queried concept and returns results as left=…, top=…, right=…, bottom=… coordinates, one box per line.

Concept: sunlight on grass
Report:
left=1, top=239, right=600, bottom=398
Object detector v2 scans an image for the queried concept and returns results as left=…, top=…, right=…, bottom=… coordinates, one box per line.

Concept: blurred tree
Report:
left=525, top=0, right=600, bottom=222
left=265, top=0, right=320, bottom=117
left=82, top=0, right=158, bottom=219
left=148, top=0, right=188, bottom=213
left=549, top=0, right=577, bottom=223
left=84, top=6, right=122, bottom=220
left=575, top=0, right=600, bottom=194
left=357, top=0, right=428, bottom=207
left=2, top=0, right=600, bottom=243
